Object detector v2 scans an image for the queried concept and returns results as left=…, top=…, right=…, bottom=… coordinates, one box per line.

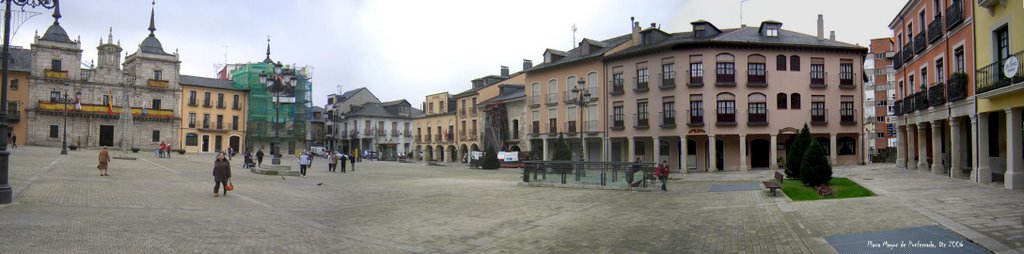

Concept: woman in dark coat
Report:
left=213, top=152, right=231, bottom=197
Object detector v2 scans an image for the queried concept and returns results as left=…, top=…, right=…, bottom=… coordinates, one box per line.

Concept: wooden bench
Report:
left=762, top=171, right=784, bottom=196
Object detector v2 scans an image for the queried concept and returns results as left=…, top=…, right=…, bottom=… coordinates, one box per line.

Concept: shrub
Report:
left=130, top=147, right=140, bottom=153
left=785, top=124, right=812, bottom=179
left=814, top=185, right=835, bottom=197
left=800, top=138, right=832, bottom=186
left=551, top=134, right=573, bottom=172
left=176, top=149, right=186, bottom=155
left=481, top=146, right=499, bottom=169
left=68, top=145, right=78, bottom=151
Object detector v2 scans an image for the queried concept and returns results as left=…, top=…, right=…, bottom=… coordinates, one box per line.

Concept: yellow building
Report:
left=413, top=92, right=457, bottom=162
left=452, top=66, right=526, bottom=161
left=974, top=0, right=1024, bottom=189
left=6, top=47, right=31, bottom=147
left=179, top=75, right=247, bottom=154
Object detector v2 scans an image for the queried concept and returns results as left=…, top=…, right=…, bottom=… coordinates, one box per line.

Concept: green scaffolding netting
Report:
left=231, top=63, right=313, bottom=153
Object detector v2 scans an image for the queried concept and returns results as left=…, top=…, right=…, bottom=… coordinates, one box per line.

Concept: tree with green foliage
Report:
left=551, top=134, right=573, bottom=172
left=481, top=146, right=500, bottom=169
left=800, top=138, right=833, bottom=186
left=785, top=124, right=812, bottom=179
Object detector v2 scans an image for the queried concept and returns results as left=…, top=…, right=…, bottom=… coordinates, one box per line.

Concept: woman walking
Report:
left=213, top=152, right=231, bottom=197
left=97, top=146, right=111, bottom=176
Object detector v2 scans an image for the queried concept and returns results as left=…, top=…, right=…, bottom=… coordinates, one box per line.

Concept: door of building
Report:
left=229, top=136, right=240, bottom=154
left=715, top=139, right=724, bottom=171
left=751, top=139, right=770, bottom=168
left=215, top=135, right=223, bottom=152
left=202, top=135, right=210, bottom=152
left=99, top=125, right=114, bottom=147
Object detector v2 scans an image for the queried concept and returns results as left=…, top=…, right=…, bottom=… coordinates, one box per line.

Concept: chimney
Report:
left=817, top=14, right=824, bottom=40
left=650, top=22, right=657, bottom=28
left=631, top=17, right=641, bottom=46
left=500, top=66, right=509, bottom=77
left=829, top=31, right=835, bottom=41
left=522, top=59, right=533, bottom=71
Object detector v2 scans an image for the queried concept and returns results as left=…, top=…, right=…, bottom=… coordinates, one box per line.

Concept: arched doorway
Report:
left=460, top=144, right=469, bottom=163
left=510, top=145, right=521, bottom=152
left=448, top=145, right=458, bottom=163
left=687, top=139, right=697, bottom=170
left=425, top=146, right=435, bottom=161
left=436, top=145, right=445, bottom=162
left=751, top=139, right=770, bottom=168
left=229, top=136, right=241, bottom=154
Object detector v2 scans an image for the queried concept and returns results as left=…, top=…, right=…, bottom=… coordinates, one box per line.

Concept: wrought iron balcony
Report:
left=716, top=72, right=735, bottom=86
left=688, top=69, right=704, bottom=87
left=6, top=110, right=18, bottom=122
left=532, top=121, right=541, bottom=135
left=903, top=96, right=915, bottom=113
left=840, top=109, right=856, bottom=125
left=894, top=99, right=903, bottom=116
left=976, top=50, right=1024, bottom=95
left=659, top=72, right=676, bottom=89
left=716, top=112, right=736, bottom=126
left=946, top=0, right=964, bottom=31
left=928, top=17, right=943, bottom=44
left=810, top=71, right=827, bottom=88
left=811, top=109, right=827, bottom=125
left=633, top=114, right=649, bottom=129
left=610, top=78, right=624, bottom=95
left=914, top=91, right=929, bottom=110
left=688, top=109, right=704, bottom=126
left=659, top=113, right=676, bottom=128
left=546, top=93, right=559, bottom=105
left=893, top=52, right=904, bottom=69
left=747, top=70, right=767, bottom=87
left=610, top=114, right=625, bottom=130
left=839, top=72, right=855, bottom=88
left=903, top=44, right=913, bottom=63
left=529, top=95, right=541, bottom=107
left=946, top=72, right=968, bottom=102
left=634, top=77, right=649, bottom=92
left=929, top=83, right=946, bottom=106
left=565, top=121, right=578, bottom=134
left=747, top=110, right=767, bottom=126
left=914, top=33, right=926, bottom=53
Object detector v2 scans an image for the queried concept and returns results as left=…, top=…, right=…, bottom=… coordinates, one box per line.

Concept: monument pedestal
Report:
left=255, top=165, right=298, bottom=176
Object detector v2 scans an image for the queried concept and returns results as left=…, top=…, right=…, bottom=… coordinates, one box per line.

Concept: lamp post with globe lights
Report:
left=258, top=62, right=293, bottom=166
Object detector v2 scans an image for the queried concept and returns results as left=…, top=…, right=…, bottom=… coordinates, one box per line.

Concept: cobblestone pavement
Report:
left=0, top=146, right=1006, bottom=253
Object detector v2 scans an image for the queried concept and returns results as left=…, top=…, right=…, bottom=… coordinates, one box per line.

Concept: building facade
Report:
left=972, top=0, right=1024, bottom=189
left=228, top=46, right=313, bottom=156
left=341, top=100, right=418, bottom=160
left=27, top=6, right=180, bottom=150
left=524, top=35, right=631, bottom=162
left=413, top=92, right=457, bottom=162
left=452, top=66, right=521, bottom=161
left=891, top=0, right=976, bottom=181
left=605, top=18, right=867, bottom=172
left=478, top=84, right=528, bottom=155
left=5, top=47, right=31, bottom=147
left=179, top=75, right=247, bottom=153
left=865, top=38, right=898, bottom=161
left=326, top=87, right=381, bottom=153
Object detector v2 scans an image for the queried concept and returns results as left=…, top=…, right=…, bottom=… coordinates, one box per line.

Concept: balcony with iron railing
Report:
left=840, top=109, right=856, bottom=125
left=946, top=72, right=968, bottom=102
left=928, top=16, right=943, bottom=44
left=634, top=77, right=649, bottom=92
left=839, top=72, right=855, bottom=89
left=586, top=120, right=599, bottom=133
left=811, top=108, right=828, bottom=125
left=688, top=109, right=704, bottom=126
left=459, top=130, right=466, bottom=140
left=414, top=135, right=422, bottom=143
left=6, top=109, right=18, bottom=122
left=946, top=0, right=964, bottom=31
left=893, top=51, right=904, bottom=69
left=929, top=82, right=946, bottom=106
left=633, top=114, right=649, bottom=129
left=468, top=129, right=478, bottom=141
left=459, top=108, right=467, bottom=117
left=914, top=91, right=929, bottom=110
left=546, top=93, right=559, bottom=105
left=716, top=110, right=736, bottom=126
left=548, top=121, right=558, bottom=135
left=610, top=78, right=625, bottom=95
left=894, top=99, right=903, bottom=116
left=747, top=70, right=767, bottom=87
left=529, top=95, right=541, bottom=107
left=976, top=50, right=1024, bottom=95
left=903, top=44, right=913, bottom=63
left=531, top=121, right=541, bottom=135
left=391, top=129, right=399, bottom=137
left=610, top=115, right=625, bottom=130
left=747, top=109, right=767, bottom=126
left=810, top=71, right=828, bottom=88
left=914, top=33, right=926, bottom=53
left=715, top=70, right=735, bottom=86
left=565, top=92, right=578, bottom=103
left=688, top=69, right=704, bottom=87
left=660, top=72, right=675, bottom=89
left=659, top=111, right=676, bottom=128
left=903, top=95, right=915, bottom=113
left=565, top=121, right=578, bottom=134
left=470, top=109, right=477, bottom=117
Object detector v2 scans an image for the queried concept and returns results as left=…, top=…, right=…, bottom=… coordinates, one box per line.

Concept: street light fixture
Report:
left=60, top=82, right=69, bottom=155
left=258, top=61, right=293, bottom=166
left=570, top=79, right=592, bottom=161
left=0, top=0, right=59, bottom=204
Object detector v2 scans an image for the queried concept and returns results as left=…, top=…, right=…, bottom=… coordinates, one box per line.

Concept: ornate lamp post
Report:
left=258, top=61, right=293, bottom=166
left=60, top=82, right=69, bottom=154
left=0, top=0, right=59, bottom=204
left=570, top=79, right=592, bottom=161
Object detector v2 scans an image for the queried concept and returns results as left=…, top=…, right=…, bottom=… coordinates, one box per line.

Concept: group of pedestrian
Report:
left=627, top=156, right=670, bottom=191
left=156, top=141, right=173, bottom=158
left=326, top=150, right=354, bottom=173
left=7, top=132, right=16, bottom=148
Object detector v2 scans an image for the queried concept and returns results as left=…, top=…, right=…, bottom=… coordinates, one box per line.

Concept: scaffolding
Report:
left=231, top=62, right=312, bottom=155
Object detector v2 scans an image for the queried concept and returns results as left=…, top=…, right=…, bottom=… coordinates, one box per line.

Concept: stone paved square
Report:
left=0, top=146, right=1020, bottom=253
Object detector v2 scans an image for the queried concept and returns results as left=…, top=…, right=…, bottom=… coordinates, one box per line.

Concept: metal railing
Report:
left=946, top=0, right=964, bottom=31
left=929, top=83, right=946, bottom=106
left=633, top=113, right=649, bottom=128
left=546, top=93, right=558, bottom=104
left=839, top=72, right=855, bottom=87
left=840, top=109, right=856, bottom=125
left=522, top=161, right=656, bottom=189
left=947, top=72, right=968, bottom=101
left=976, top=50, right=1024, bottom=95
left=610, top=114, right=624, bottom=130
left=811, top=108, right=827, bottom=125
left=928, top=16, right=943, bottom=44
left=810, top=71, right=827, bottom=87
left=894, top=51, right=904, bottom=69
left=914, top=91, right=929, bottom=110
left=688, top=69, right=703, bottom=87
left=529, top=95, right=541, bottom=106
left=610, top=78, right=624, bottom=95
left=903, top=95, right=915, bottom=113
left=688, top=109, right=704, bottom=125
left=634, top=77, right=649, bottom=92
left=747, top=70, right=766, bottom=86
left=903, top=44, right=913, bottom=63
left=660, top=72, right=676, bottom=89
left=894, top=99, right=904, bottom=116
left=914, top=33, right=926, bottom=53
left=747, top=110, right=767, bottom=125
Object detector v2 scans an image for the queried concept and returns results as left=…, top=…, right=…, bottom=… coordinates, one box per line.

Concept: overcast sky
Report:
left=10, top=0, right=907, bottom=108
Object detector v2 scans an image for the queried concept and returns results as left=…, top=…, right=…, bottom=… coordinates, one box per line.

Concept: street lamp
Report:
left=60, top=82, right=69, bottom=155
left=570, top=79, right=592, bottom=161
left=0, top=0, right=59, bottom=204
left=258, top=61, right=293, bottom=166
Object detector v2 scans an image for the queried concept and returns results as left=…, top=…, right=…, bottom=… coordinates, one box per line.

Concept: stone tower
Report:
left=96, top=28, right=122, bottom=71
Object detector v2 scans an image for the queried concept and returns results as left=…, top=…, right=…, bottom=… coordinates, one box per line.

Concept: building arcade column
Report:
left=917, top=124, right=929, bottom=171
left=976, top=113, right=991, bottom=183
left=739, top=134, right=748, bottom=171
left=829, top=133, right=838, bottom=166
left=1005, top=108, right=1023, bottom=189
left=907, top=124, right=917, bottom=170
left=949, top=119, right=962, bottom=178
left=680, top=135, right=688, bottom=173
left=627, top=136, right=635, bottom=162
left=769, top=134, right=778, bottom=171
left=582, top=137, right=589, bottom=161
left=896, top=126, right=906, bottom=168
left=542, top=138, right=550, bottom=161
left=931, top=120, right=946, bottom=174
left=708, top=134, right=717, bottom=172
left=652, top=136, right=661, bottom=164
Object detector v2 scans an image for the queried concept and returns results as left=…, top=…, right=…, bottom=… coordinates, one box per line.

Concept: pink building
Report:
left=603, top=17, right=867, bottom=172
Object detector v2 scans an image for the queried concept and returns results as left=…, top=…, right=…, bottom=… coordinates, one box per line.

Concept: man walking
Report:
left=158, top=141, right=166, bottom=158
left=227, top=146, right=234, bottom=161
left=299, top=150, right=311, bottom=177
left=349, top=152, right=356, bottom=171
left=655, top=160, right=670, bottom=191
left=256, top=149, right=264, bottom=167
left=339, top=152, right=347, bottom=173
left=10, top=133, right=16, bottom=148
